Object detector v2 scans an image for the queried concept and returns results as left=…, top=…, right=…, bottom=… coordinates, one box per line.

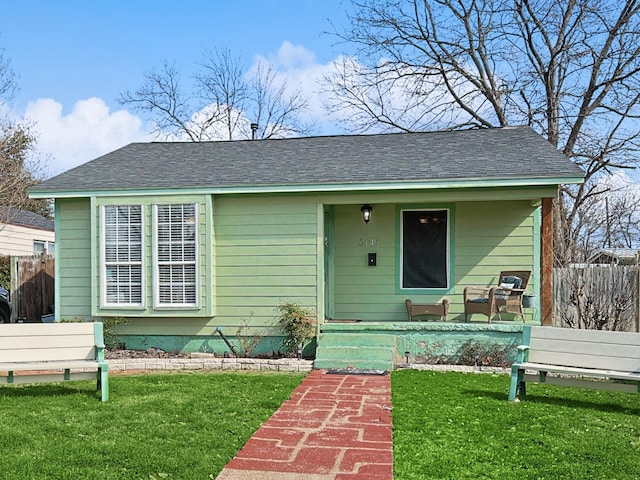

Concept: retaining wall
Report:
left=107, top=355, right=313, bottom=373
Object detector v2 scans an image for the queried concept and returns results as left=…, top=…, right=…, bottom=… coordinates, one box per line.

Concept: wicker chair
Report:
left=463, top=270, right=531, bottom=323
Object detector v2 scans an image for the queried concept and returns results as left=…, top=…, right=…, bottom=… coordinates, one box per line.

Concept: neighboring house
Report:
left=588, top=248, right=640, bottom=266
left=0, top=207, right=55, bottom=257
left=30, top=127, right=583, bottom=356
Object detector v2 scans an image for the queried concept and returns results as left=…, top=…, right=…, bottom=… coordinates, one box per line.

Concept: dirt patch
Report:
left=105, top=347, right=301, bottom=360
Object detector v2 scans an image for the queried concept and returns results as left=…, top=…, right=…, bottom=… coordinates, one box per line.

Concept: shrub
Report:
left=101, top=317, right=129, bottom=350
left=0, top=255, right=10, bottom=290
left=276, top=300, right=316, bottom=357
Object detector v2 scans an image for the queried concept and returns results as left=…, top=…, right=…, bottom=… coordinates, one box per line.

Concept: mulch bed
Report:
left=105, top=348, right=191, bottom=359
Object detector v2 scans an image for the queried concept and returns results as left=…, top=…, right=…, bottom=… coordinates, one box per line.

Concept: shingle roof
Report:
left=0, top=207, right=54, bottom=231
left=31, top=126, right=583, bottom=195
left=589, top=248, right=640, bottom=264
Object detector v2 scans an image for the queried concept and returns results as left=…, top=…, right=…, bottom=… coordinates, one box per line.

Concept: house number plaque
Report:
left=358, top=238, right=379, bottom=247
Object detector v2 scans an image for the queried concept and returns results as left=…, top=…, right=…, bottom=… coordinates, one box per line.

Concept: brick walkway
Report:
left=216, top=370, right=393, bottom=480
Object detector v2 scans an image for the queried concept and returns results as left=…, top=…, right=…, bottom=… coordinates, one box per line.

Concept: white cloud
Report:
left=24, top=97, right=153, bottom=176
left=600, top=170, right=640, bottom=197
left=252, top=41, right=490, bottom=136
left=12, top=42, right=346, bottom=181
left=252, top=42, right=347, bottom=134
left=17, top=42, right=344, bottom=179
left=269, top=41, right=317, bottom=70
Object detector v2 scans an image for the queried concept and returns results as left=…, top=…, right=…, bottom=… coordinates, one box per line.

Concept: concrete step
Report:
left=315, top=333, right=396, bottom=371
left=314, top=358, right=393, bottom=371
left=317, top=345, right=395, bottom=362
left=318, top=332, right=396, bottom=348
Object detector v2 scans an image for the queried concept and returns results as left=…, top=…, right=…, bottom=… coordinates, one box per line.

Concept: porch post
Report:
left=541, top=197, right=553, bottom=326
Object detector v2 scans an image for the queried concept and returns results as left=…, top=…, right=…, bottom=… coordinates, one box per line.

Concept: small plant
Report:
left=102, top=316, right=129, bottom=350
left=276, top=300, right=316, bottom=357
left=415, top=340, right=515, bottom=367
left=235, top=312, right=266, bottom=357
left=455, top=339, right=515, bottom=367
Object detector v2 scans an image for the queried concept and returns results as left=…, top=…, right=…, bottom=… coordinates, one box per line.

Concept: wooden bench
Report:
left=509, top=325, right=640, bottom=402
left=405, top=299, right=450, bottom=321
left=0, top=322, right=109, bottom=402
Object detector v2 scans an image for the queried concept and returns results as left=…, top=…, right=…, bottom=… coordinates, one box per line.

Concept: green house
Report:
left=30, top=127, right=583, bottom=369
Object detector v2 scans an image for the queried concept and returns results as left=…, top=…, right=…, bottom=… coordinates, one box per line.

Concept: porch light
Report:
left=361, top=204, right=373, bottom=224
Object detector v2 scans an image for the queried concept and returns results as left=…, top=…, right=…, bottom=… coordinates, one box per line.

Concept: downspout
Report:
left=215, top=326, right=237, bottom=356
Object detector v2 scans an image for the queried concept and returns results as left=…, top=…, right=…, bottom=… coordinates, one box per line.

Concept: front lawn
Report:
left=0, top=371, right=304, bottom=479
left=392, top=369, right=640, bottom=479
left=3, top=369, right=640, bottom=479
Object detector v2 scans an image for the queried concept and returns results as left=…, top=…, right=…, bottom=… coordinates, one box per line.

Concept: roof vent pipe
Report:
left=250, top=123, right=259, bottom=140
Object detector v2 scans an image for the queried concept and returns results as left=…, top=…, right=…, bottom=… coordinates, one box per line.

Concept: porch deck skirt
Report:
left=316, top=321, right=526, bottom=371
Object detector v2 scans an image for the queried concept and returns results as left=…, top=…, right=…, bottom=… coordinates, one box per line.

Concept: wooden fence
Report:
left=553, top=266, right=640, bottom=332
left=9, top=254, right=55, bottom=322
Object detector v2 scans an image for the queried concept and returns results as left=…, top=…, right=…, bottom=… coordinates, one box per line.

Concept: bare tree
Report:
left=554, top=266, right=638, bottom=330
left=250, top=61, right=315, bottom=139
left=0, top=48, right=49, bottom=225
left=572, top=179, right=640, bottom=262
left=0, top=46, right=17, bottom=102
left=118, top=61, right=202, bottom=141
left=0, top=122, right=50, bottom=225
left=606, top=193, right=640, bottom=249
left=195, top=49, right=250, bottom=141
left=328, top=0, right=640, bottom=264
left=120, top=48, right=313, bottom=141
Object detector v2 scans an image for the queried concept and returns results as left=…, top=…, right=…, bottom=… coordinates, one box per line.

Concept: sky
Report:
left=1, top=0, right=355, bottom=176
left=2, top=0, right=640, bottom=202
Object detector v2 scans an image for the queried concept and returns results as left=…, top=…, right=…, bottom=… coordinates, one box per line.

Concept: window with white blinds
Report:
left=102, top=205, right=143, bottom=306
left=154, top=204, right=198, bottom=307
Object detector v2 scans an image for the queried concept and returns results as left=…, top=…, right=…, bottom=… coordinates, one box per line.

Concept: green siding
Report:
left=56, top=198, right=92, bottom=320
left=213, top=195, right=319, bottom=331
left=454, top=199, right=537, bottom=321
left=331, top=199, right=537, bottom=322
left=332, top=204, right=397, bottom=320
left=53, top=187, right=543, bottom=349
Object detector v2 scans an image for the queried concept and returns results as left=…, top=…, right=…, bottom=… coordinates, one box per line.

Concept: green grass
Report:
left=4, top=369, right=640, bottom=479
left=0, top=371, right=304, bottom=479
left=392, top=370, right=640, bottom=480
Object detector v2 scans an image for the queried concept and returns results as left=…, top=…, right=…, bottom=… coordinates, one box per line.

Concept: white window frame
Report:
left=100, top=204, right=144, bottom=307
left=33, top=240, right=46, bottom=255
left=153, top=203, right=199, bottom=308
left=33, top=240, right=55, bottom=256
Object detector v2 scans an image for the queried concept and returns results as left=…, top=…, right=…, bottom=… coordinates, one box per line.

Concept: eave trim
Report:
left=30, top=175, right=584, bottom=199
